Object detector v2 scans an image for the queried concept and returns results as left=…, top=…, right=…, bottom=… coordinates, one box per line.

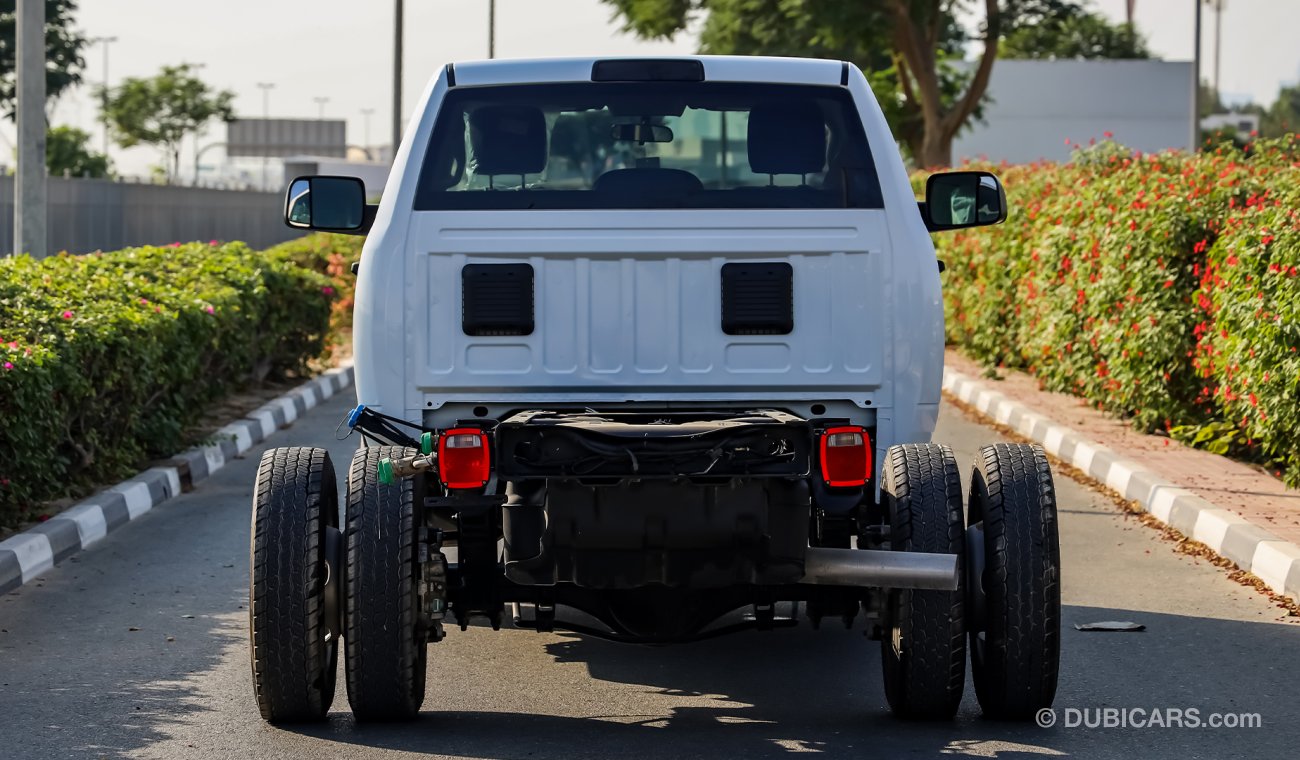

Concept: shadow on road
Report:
left=278, top=604, right=1298, bottom=759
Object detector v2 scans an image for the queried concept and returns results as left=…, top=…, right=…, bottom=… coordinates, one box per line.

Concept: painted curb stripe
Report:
left=54, top=502, right=108, bottom=548
left=30, top=520, right=81, bottom=563
left=149, top=468, right=182, bottom=501
left=179, top=449, right=209, bottom=482
left=945, top=368, right=1300, bottom=601
left=1251, top=542, right=1300, bottom=597
left=109, top=481, right=154, bottom=519
left=0, top=550, right=21, bottom=594
left=276, top=397, right=298, bottom=425
left=202, top=446, right=225, bottom=476
left=218, top=423, right=254, bottom=454
left=248, top=409, right=277, bottom=440
left=0, top=533, right=54, bottom=583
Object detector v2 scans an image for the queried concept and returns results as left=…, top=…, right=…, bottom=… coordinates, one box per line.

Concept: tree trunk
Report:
left=916, top=131, right=952, bottom=169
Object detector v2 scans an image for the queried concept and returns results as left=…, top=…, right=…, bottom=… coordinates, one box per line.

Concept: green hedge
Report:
left=265, top=233, right=365, bottom=350
left=935, top=137, right=1300, bottom=485
left=0, top=242, right=335, bottom=526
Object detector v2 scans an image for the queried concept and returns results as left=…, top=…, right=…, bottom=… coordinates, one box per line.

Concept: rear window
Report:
left=414, top=82, right=883, bottom=210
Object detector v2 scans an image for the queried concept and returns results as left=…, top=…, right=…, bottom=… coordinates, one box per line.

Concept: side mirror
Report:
left=923, top=171, right=1007, bottom=232
left=284, top=175, right=370, bottom=234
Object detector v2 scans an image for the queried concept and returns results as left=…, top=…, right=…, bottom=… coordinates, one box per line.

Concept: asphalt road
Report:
left=1, top=392, right=1296, bottom=760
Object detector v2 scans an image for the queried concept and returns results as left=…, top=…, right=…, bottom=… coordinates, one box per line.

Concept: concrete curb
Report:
left=943, top=369, right=1300, bottom=603
left=0, top=365, right=355, bottom=595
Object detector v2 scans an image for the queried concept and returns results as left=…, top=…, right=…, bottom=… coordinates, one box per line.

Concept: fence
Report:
left=0, top=176, right=300, bottom=256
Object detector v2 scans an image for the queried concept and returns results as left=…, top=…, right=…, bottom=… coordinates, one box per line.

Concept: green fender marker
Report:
left=377, top=457, right=395, bottom=485
left=420, top=431, right=434, bottom=455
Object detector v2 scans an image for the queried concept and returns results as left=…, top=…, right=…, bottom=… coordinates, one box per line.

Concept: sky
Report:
left=7, top=0, right=1298, bottom=181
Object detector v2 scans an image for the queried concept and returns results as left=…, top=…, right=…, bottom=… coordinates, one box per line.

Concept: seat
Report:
left=468, top=105, right=549, bottom=182
left=747, top=103, right=827, bottom=181
left=592, top=168, right=703, bottom=205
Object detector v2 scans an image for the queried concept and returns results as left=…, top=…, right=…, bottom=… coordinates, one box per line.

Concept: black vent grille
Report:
left=721, top=262, right=793, bottom=335
left=462, top=264, right=534, bottom=336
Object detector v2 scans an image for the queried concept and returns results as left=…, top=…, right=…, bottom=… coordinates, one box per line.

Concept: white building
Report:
left=952, top=59, right=1196, bottom=164
left=1201, top=111, right=1260, bottom=136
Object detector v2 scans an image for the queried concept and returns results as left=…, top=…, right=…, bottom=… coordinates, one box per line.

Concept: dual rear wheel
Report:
left=879, top=442, right=1060, bottom=720
left=249, top=445, right=426, bottom=723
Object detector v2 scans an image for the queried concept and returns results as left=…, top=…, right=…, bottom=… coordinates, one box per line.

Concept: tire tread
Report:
left=343, top=445, right=426, bottom=721
left=880, top=443, right=966, bottom=719
left=969, top=443, right=1060, bottom=719
left=249, top=446, right=338, bottom=723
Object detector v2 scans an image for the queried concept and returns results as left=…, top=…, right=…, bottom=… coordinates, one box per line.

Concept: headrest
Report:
left=468, top=105, right=548, bottom=176
left=747, top=103, right=826, bottom=175
left=592, top=168, right=703, bottom=201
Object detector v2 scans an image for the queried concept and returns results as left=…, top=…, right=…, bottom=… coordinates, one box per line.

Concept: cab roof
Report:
left=447, top=56, right=848, bottom=88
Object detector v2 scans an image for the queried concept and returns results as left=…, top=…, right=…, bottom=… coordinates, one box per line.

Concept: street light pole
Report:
left=392, top=0, right=403, bottom=161
left=90, top=35, right=118, bottom=156
left=361, top=107, right=375, bottom=154
left=15, top=0, right=46, bottom=259
left=256, top=82, right=274, bottom=191
left=1211, top=0, right=1224, bottom=98
left=314, top=96, right=330, bottom=119
left=489, top=0, right=496, bottom=59
left=1191, top=0, right=1202, bottom=151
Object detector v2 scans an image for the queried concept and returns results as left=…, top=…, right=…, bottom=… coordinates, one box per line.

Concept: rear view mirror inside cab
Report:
left=923, top=171, right=1007, bottom=232
left=611, top=122, right=674, bottom=144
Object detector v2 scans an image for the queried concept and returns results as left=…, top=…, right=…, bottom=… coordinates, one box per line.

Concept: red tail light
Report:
left=819, top=426, right=872, bottom=487
left=438, top=428, right=490, bottom=489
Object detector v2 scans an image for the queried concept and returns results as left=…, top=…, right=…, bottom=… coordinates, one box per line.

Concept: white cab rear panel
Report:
left=404, top=209, right=888, bottom=409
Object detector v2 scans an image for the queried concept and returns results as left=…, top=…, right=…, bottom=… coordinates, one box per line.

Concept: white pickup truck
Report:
left=253, top=56, right=1060, bottom=725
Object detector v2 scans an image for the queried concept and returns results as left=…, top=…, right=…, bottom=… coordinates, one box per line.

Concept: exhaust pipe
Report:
left=802, top=547, right=960, bottom=591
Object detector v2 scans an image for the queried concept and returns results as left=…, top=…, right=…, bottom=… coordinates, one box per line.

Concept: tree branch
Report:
left=942, top=0, right=1000, bottom=138
left=892, top=51, right=917, bottom=106
left=889, top=0, right=942, bottom=128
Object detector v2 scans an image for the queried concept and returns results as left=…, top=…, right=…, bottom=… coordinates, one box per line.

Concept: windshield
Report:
left=414, top=82, right=883, bottom=210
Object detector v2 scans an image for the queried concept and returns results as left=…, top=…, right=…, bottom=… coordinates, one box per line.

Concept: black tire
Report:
left=967, top=443, right=1060, bottom=720
left=344, top=445, right=427, bottom=721
left=249, top=446, right=340, bottom=723
left=879, top=443, right=966, bottom=719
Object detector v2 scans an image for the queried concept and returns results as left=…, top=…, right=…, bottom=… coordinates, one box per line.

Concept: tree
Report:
left=0, top=0, right=86, bottom=118
left=100, top=64, right=234, bottom=181
left=45, top=124, right=109, bottom=177
left=1000, top=0, right=1149, bottom=59
left=1260, top=84, right=1300, bottom=138
left=604, top=0, right=1000, bottom=167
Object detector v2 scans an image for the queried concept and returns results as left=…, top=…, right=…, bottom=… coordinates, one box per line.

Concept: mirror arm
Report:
left=330, top=204, right=378, bottom=237
left=361, top=203, right=378, bottom=234
left=917, top=201, right=942, bottom=233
